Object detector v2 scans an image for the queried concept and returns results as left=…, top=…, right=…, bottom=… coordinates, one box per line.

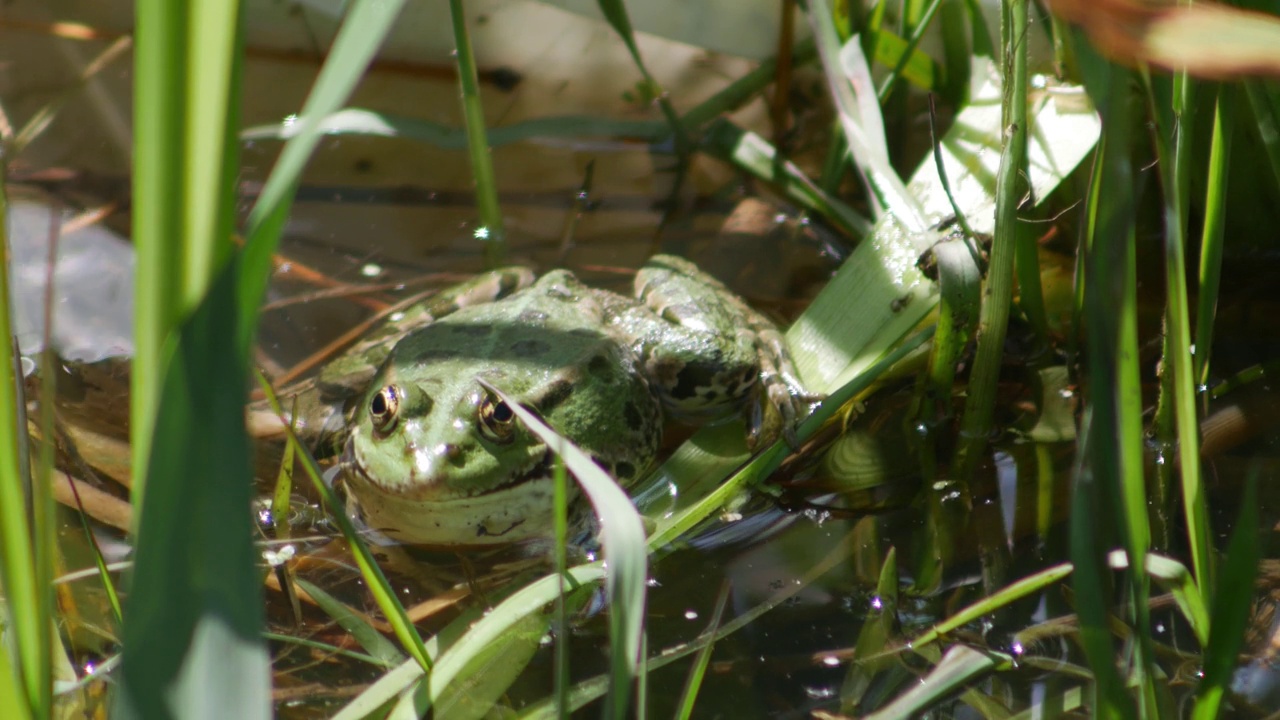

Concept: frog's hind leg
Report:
left=633, top=255, right=815, bottom=449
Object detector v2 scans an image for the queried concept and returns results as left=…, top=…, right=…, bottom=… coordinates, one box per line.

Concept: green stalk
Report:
left=951, top=0, right=1027, bottom=482
left=0, top=167, right=44, bottom=718
left=448, top=0, right=505, bottom=267
left=130, top=0, right=186, bottom=501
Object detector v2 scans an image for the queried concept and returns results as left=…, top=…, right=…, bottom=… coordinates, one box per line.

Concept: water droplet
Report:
left=869, top=595, right=883, bottom=611
left=361, top=262, right=383, bottom=277
left=474, top=226, right=491, bottom=240
left=802, top=685, right=836, bottom=699
left=821, top=655, right=841, bottom=667
left=684, top=610, right=698, bottom=620
left=263, top=544, right=296, bottom=567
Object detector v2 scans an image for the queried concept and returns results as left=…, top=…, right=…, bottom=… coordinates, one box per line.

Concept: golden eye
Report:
left=369, top=385, right=401, bottom=435
left=478, top=394, right=516, bottom=442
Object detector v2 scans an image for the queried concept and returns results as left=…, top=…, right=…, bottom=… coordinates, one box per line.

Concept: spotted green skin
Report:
left=335, top=255, right=806, bottom=546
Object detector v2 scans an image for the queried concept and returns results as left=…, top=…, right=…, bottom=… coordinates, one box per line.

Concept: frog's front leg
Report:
left=625, top=254, right=813, bottom=448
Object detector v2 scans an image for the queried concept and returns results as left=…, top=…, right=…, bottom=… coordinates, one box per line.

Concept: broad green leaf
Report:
left=118, top=268, right=269, bottom=720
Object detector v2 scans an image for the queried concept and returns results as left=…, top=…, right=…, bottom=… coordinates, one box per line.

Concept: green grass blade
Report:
left=1141, top=70, right=1212, bottom=607
left=938, top=0, right=973, bottom=103
left=0, top=626, right=30, bottom=720
left=332, top=566, right=607, bottom=720
left=552, top=455, right=570, bottom=717
left=449, top=0, right=505, bottom=266
left=673, top=583, right=729, bottom=720
left=0, top=170, right=45, bottom=719
left=874, top=0, right=945, bottom=102
left=1194, top=86, right=1234, bottom=388
left=182, top=0, right=241, bottom=299
left=518, top=529, right=860, bottom=718
left=1192, top=474, right=1260, bottom=719
left=1073, top=32, right=1154, bottom=714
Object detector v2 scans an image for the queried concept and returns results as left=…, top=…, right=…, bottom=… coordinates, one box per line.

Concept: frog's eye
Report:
left=369, top=385, right=402, bottom=435
left=478, top=394, right=516, bottom=442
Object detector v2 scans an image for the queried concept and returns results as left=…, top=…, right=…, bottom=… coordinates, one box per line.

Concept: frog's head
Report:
left=345, top=365, right=552, bottom=500
left=341, top=361, right=567, bottom=545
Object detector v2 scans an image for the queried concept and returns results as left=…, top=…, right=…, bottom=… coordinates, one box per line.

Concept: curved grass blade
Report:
left=333, top=566, right=607, bottom=720
left=481, top=380, right=647, bottom=717
left=294, top=578, right=404, bottom=668
left=238, top=0, right=409, bottom=345
left=416, top=609, right=550, bottom=719
left=864, top=645, right=1008, bottom=720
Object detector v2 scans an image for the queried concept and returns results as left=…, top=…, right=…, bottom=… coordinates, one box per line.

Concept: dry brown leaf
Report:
left=1049, top=0, right=1280, bottom=78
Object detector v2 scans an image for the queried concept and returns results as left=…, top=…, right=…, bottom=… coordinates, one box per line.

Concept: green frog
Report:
left=277, top=255, right=810, bottom=546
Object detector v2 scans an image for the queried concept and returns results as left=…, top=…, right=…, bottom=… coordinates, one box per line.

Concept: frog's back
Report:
left=380, top=269, right=662, bottom=487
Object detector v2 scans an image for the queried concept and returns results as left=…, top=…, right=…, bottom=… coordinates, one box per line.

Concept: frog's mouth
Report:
left=338, top=441, right=563, bottom=546
left=339, top=439, right=554, bottom=500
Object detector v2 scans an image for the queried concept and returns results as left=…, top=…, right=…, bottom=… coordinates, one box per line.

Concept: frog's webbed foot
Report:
left=744, top=323, right=821, bottom=452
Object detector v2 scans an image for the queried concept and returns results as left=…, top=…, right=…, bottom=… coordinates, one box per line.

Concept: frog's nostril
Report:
left=443, top=444, right=466, bottom=467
